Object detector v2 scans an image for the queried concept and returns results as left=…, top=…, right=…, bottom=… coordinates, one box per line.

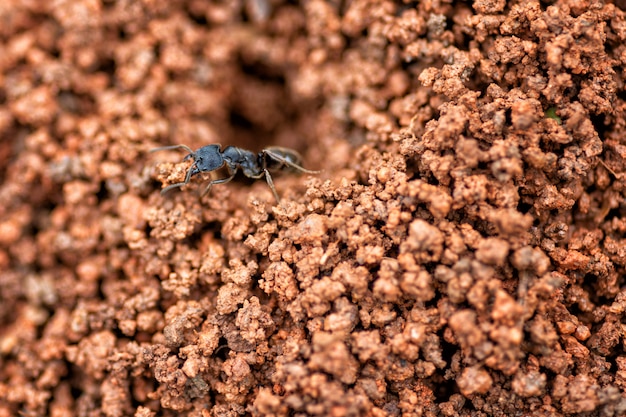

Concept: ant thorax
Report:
left=221, top=146, right=262, bottom=178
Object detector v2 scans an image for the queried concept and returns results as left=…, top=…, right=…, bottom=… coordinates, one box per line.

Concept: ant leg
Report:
left=263, top=169, right=281, bottom=204
left=263, top=149, right=320, bottom=174
left=160, top=165, right=195, bottom=195
left=200, top=173, right=236, bottom=197
left=150, top=144, right=195, bottom=155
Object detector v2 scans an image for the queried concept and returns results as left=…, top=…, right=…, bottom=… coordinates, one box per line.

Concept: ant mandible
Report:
left=151, top=144, right=319, bottom=203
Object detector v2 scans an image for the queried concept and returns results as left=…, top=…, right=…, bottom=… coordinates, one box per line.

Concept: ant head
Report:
left=188, top=144, right=224, bottom=177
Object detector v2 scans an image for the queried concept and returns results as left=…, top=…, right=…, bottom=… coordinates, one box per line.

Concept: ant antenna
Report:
left=150, top=144, right=195, bottom=155
left=160, top=167, right=195, bottom=194
left=151, top=144, right=197, bottom=194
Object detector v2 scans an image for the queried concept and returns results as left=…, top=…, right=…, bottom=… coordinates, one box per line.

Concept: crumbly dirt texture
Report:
left=1, top=1, right=625, bottom=416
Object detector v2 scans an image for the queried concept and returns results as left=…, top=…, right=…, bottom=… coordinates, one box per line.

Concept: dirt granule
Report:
left=1, top=0, right=625, bottom=416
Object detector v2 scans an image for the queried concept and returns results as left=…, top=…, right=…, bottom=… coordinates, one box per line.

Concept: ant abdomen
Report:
left=262, top=147, right=306, bottom=172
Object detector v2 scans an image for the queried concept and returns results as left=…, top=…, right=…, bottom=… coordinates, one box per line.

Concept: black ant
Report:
left=151, top=144, right=319, bottom=203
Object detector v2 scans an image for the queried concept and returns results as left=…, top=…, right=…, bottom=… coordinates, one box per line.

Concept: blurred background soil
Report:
left=1, top=0, right=625, bottom=416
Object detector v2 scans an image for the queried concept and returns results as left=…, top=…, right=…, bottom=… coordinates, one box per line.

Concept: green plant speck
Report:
left=545, top=107, right=561, bottom=124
